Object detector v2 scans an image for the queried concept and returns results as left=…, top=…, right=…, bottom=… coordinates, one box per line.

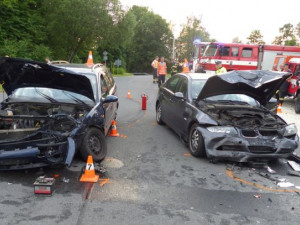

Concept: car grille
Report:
left=241, top=129, right=279, bottom=137
left=248, top=146, right=276, bottom=153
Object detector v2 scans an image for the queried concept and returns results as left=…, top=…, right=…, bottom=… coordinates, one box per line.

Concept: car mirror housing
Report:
left=103, top=95, right=118, bottom=103
left=174, top=92, right=184, bottom=99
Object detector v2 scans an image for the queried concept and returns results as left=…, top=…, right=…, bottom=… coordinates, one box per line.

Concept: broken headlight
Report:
left=207, top=126, right=238, bottom=135
left=284, top=124, right=297, bottom=137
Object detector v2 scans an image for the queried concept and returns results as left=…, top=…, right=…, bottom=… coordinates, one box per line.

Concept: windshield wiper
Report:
left=35, top=88, right=58, bottom=103
left=63, top=91, right=89, bottom=106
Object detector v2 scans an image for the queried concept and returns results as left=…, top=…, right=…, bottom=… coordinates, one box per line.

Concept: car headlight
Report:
left=284, top=124, right=297, bottom=137
left=207, top=126, right=238, bottom=135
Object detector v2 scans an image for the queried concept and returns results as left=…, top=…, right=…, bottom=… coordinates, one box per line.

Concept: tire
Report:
left=189, top=124, right=206, bottom=157
left=80, top=128, right=107, bottom=162
left=156, top=102, right=164, bottom=125
left=295, top=96, right=300, bottom=114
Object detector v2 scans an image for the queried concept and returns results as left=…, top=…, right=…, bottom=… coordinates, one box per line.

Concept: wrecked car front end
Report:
left=0, top=102, right=93, bottom=169
left=197, top=104, right=299, bottom=162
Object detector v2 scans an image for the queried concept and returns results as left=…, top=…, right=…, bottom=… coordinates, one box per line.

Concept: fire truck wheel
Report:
left=295, top=96, right=300, bottom=114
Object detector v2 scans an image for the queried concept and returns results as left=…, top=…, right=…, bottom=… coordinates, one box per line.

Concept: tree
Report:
left=247, top=30, right=265, bottom=44
left=126, top=6, right=173, bottom=72
left=272, top=23, right=297, bottom=46
left=176, top=16, right=211, bottom=61
left=0, top=0, right=51, bottom=60
left=43, top=0, right=122, bottom=62
left=232, top=37, right=242, bottom=43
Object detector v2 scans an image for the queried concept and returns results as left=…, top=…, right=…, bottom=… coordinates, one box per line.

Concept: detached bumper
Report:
left=0, top=137, right=75, bottom=170
left=198, top=127, right=299, bottom=162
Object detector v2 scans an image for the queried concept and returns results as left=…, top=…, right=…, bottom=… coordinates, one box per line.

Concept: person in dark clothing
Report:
left=171, top=59, right=178, bottom=76
left=277, top=63, right=292, bottom=105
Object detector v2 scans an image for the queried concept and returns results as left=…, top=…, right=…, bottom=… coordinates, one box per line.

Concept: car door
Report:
left=168, top=77, right=189, bottom=134
left=160, top=75, right=181, bottom=125
left=100, top=74, right=114, bottom=133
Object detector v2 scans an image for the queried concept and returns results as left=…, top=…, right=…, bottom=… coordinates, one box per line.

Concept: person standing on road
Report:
left=45, top=57, right=51, bottom=65
left=151, top=56, right=159, bottom=83
left=171, top=59, right=178, bottom=76
left=157, top=57, right=167, bottom=87
left=182, top=59, right=190, bottom=73
left=215, top=61, right=227, bottom=75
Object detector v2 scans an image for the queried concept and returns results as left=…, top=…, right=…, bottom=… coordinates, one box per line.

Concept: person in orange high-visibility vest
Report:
left=157, top=57, right=167, bottom=87
left=151, top=56, right=159, bottom=83
left=182, top=58, right=189, bottom=73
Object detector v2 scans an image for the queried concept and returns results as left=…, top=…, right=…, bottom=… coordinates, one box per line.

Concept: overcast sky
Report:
left=120, top=0, right=300, bottom=44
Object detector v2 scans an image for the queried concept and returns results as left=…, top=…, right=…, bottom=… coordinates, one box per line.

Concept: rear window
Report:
left=241, top=48, right=253, bottom=58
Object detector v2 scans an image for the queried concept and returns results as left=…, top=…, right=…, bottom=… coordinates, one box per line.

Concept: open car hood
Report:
left=197, top=70, right=291, bottom=106
left=0, top=57, right=95, bottom=101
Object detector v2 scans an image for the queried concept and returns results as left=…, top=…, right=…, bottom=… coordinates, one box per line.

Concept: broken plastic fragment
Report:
left=254, top=194, right=262, bottom=199
left=267, top=166, right=276, bottom=174
left=277, top=182, right=294, bottom=188
left=62, top=177, right=70, bottom=183
left=288, top=161, right=300, bottom=172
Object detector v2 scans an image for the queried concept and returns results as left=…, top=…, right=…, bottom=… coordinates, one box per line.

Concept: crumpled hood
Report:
left=197, top=70, right=291, bottom=106
left=0, top=57, right=95, bottom=101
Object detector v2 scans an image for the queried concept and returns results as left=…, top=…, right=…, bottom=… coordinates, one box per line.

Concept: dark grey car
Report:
left=156, top=71, right=299, bottom=162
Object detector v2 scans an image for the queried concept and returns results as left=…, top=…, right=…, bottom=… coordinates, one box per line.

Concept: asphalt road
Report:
left=0, top=75, right=300, bottom=225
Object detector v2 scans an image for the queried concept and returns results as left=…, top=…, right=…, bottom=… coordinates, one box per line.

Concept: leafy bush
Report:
left=112, top=67, right=126, bottom=75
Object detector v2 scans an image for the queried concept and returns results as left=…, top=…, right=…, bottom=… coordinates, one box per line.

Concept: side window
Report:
left=231, top=47, right=239, bottom=57
left=241, top=48, right=253, bottom=58
left=219, top=46, right=230, bottom=56
left=176, top=78, right=188, bottom=97
left=100, top=76, right=109, bottom=98
left=165, top=76, right=180, bottom=93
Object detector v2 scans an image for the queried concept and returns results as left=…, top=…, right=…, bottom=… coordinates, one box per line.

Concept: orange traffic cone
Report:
left=109, top=120, right=120, bottom=137
left=86, top=51, right=94, bottom=66
left=80, top=155, right=99, bottom=183
left=277, top=103, right=282, bottom=113
left=127, top=90, right=131, bottom=98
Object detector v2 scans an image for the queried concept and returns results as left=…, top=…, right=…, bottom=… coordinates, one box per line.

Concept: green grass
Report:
left=112, top=73, right=133, bottom=77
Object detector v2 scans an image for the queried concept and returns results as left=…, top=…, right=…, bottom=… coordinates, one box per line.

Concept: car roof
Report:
left=55, top=63, right=106, bottom=75
left=176, top=73, right=214, bottom=80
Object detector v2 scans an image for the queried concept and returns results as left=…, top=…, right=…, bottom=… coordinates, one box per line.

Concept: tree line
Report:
left=1, top=1, right=299, bottom=72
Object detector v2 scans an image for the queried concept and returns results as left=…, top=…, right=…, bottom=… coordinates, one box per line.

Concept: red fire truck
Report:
left=194, top=42, right=300, bottom=74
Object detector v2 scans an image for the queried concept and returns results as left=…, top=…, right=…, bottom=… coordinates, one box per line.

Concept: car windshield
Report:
left=204, top=44, right=218, bottom=57
left=11, top=87, right=95, bottom=105
left=191, top=79, right=206, bottom=99
left=205, top=94, right=258, bottom=106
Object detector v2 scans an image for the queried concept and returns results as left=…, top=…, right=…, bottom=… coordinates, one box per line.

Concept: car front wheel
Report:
left=156, top=103, right=164, bottom=125
left=189, top=124, right=206, bottom=157
left=80, top=127, right=107, bottom=162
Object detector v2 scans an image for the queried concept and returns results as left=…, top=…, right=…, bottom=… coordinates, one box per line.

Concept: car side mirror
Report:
left=174, top=92, right=184, bottom=99
left=103, top=95, right=118, bottom=103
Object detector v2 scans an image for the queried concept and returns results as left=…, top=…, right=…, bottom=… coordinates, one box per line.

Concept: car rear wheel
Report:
left=295, top=96, right=300, bottom=114
left=80, top=128, right=107, bottom=162
left=156, top=103, right=164, bottom=125
left=189, top=124, right=206, bottom=157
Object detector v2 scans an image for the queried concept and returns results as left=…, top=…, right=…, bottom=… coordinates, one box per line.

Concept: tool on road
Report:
left=109, top=120, right=120, bottom=137
left=127, top=90, right=131, bottom=98
left=141, top=93, right=148, bottom=110
left=34, top=176, right=55, bottom=196
left=80, top=155, right=99, bottom=183
left=277, top=103, right=282, bottom=113
left=86, top=51, right=94, bottom=67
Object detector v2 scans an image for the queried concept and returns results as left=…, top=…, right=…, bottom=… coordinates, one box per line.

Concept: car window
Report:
left=241, top=48, right=253, bottom=58
left=231, top=47, right=239, bottom=57
left=191, top=79, right=206, bottom=99
left=176, top=78, right=188, bottom=97
left=100, top=75, right=109, bottom=98
left=165, top=76, right=180, bottom=93
left=219, top=46, right=230, bottom=56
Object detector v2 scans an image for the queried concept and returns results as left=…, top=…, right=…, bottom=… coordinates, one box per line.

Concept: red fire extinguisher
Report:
left=141, top=93, right=148, bottom=110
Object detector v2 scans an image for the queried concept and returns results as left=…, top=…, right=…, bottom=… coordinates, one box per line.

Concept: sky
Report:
left=120, top=0, right=300, bottom=44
